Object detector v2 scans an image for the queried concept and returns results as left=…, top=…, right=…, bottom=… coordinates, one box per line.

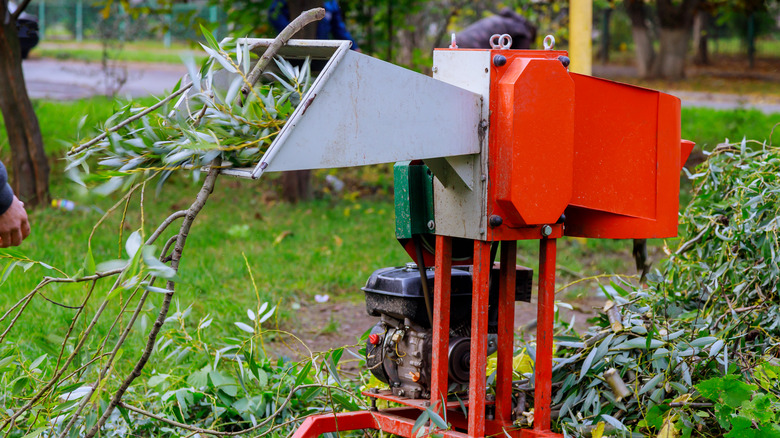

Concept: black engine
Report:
left=362, top=262, right=532, bottom=399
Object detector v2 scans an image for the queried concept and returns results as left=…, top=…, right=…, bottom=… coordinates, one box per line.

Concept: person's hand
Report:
left=0, top=196, right=30, bottom=247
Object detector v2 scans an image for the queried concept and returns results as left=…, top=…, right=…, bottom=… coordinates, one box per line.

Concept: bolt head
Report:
left=489, top=215, right=503, bottom=228
left=541, top=224, right=553, bottom=237
left=427, top=220, right=435, bottom=230
left=493, top=54, right=507, bottom=67
left=557, top=55, right=570, bottom=68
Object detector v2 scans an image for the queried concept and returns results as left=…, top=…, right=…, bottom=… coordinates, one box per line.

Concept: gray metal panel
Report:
left=257, top=51, right=482, bottom=174
left=430, top=50, right=492, bottom=240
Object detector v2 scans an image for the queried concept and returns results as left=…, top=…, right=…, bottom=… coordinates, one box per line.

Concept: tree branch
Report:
left=145, top=210, right=187, bottom=245
left=10, top=0, right=32, bottom=22
left=117, top=383, right=361, bottom=436
left=85, top=161, right=221, bottom=438
left=240, top=7, right=325, bottom=99
left=68, top=84, right=193, bottom=156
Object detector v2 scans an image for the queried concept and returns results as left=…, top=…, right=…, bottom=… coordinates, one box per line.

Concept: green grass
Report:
left=34, top=40, right=206, bottom=64
left=0, top=96, right=778, bottom=361
left=682, top=107, right=780, bottom=150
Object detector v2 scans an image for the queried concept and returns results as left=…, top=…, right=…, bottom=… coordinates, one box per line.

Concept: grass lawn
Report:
left=33, top=40, right=206, bottom=64
left=0, top=96, right=777, bottom=364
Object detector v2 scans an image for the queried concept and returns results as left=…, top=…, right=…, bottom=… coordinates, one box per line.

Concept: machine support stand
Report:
left=294, top=235, right=564, bottom=438
left=431, top=235, right=453, bottom=409
left=468, top=240, right=492, bottom=437
left=520, top=237, right=561, bottom=438
left=496, top=241, right=517, bottom=423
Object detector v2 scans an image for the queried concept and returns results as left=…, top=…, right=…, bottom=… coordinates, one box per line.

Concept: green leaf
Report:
left=200, top=23, right=220, bottom=51
left=21, top=427, right=46, bottom=438
left=235, top=322, right=254, bottom=334
left=325, top=353, right=342, bottom=386
left=613, top=337, right=665, bottom=350
left=690, top=336, right=718, bottom=347
left=148, top=374, right=170, bottom=387
left=294, top=360, right=313, bottom=388
left=426, top=407, right=448, bottom=430
left=83, top=248, right=96, bottom=274
left=412, top=410, right=430, bottom=438
left=695, top=375, right=757, bottom=409
left=0, top=260, right=19, bottom=286
left=639, top=373, right=664, bottom=395
left=330, top=392, right=359, bottom=411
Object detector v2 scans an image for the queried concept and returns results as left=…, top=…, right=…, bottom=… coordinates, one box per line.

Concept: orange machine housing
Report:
left=484, top=49, right=694, bottom=241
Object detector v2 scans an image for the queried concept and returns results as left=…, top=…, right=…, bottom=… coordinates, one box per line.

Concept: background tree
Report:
left=624, top=0, right=699, bottom=80
left=0, top=0, right=49, bottom=208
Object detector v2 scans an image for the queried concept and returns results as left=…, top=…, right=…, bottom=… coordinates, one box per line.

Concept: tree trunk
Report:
left=692, top=9, right=709, bottom=65
left=655, top=28, right=690, bottom=80
left=280, top=1, right=321, bottom=203
left=626, top=0, right=655, bottom=78
left=654, top=0, right=698, bottom=80
left=631, top=26, right=655, bottom=77
left=0, top=3, right=49, bottom=207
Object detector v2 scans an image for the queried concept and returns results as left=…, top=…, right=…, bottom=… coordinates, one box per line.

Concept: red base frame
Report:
left=294, top=233, right=563, bottom=438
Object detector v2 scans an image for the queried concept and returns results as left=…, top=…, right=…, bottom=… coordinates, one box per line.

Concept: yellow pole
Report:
left=569, top=0, right=593, bottom=75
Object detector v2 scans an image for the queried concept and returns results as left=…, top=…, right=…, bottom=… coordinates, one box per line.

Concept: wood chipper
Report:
left=217, top=35, right=695, bottom=438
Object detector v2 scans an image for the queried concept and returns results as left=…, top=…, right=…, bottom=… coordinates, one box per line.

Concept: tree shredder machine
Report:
left=222, top=36, right=694, bottom=438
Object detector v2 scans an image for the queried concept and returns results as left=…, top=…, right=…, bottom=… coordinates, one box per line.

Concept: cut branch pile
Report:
left=531, top=137, right=780, bottom=437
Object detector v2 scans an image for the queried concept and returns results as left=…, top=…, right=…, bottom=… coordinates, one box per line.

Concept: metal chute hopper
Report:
left=211, top=38, right=483, bottom=180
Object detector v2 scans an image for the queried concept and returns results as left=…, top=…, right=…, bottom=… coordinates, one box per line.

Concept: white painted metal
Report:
left=250, top=49, right=482, bottom=177
left=430, top=49, right=492, bottom=240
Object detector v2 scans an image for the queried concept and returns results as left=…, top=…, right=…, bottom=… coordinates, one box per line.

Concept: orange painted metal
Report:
left=468, top=240, right=492, bottom=437
left=534, top=238, right=558, bottom=433
left=483, top=52, right=691, bottom=240
left=561, top=74, right=692, bottom=239
left=491, top=57, right=575, bottom=227
left=496, top=241, right=517, bottom=424
left=431, top=235, right=453, bottom=407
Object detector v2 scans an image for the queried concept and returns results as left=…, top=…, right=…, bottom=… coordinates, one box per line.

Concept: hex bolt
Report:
left=541, top=225, right=553, bottom=237
left=558, top=55, right=570, bottom=68
left=480, top=120, right=489, bottom=129
left=427, top=220, right=435, bottom=230
left=489, top=215, right=503, bottom=228
left=432, top=66, right=438, bottom=73
left=493, top=54, right=507, bottom=67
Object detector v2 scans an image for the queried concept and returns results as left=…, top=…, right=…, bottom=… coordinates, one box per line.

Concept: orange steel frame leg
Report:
left=468, top=240, right=492, bottom=437
left=520, top=237, right=561, bottom=438
left=430, top=235, right=453, bottom=408
left=293, top=237, right=563, bottom=438
left=496, top=241, right=517, bottom=424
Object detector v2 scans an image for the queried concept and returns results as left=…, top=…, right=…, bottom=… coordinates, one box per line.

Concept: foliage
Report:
left=529, top=135, right=780, bottom=436
left=67, top=34, right=312, bottom=196
left=0, top=26, right=346, bottom=437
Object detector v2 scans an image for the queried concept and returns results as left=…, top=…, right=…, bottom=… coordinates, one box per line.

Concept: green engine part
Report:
left=394, top=161, right=435, bottom=239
